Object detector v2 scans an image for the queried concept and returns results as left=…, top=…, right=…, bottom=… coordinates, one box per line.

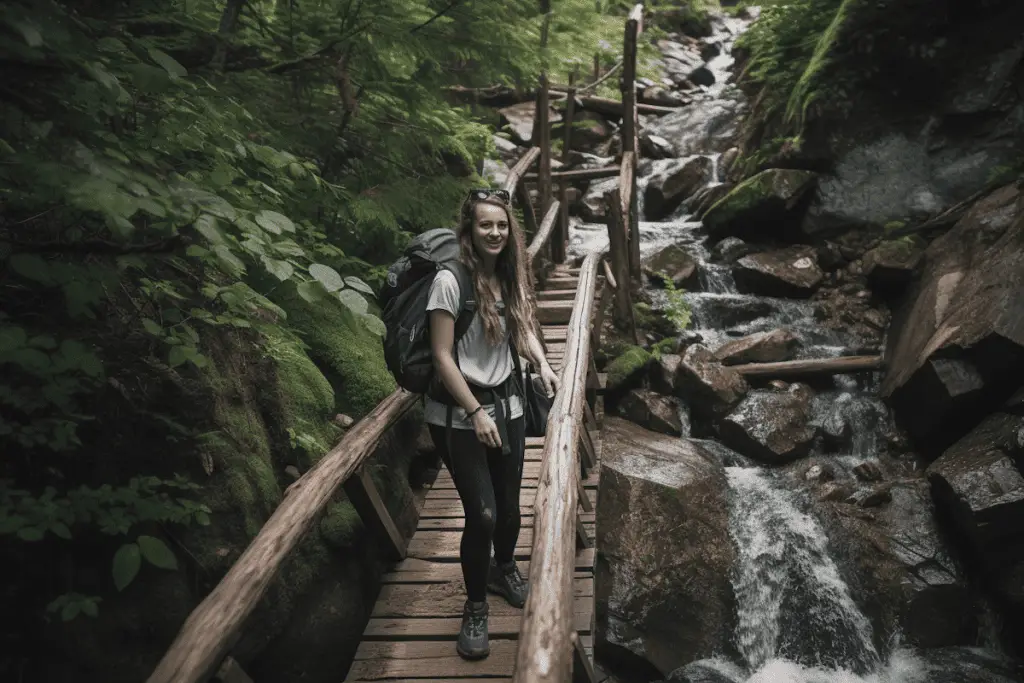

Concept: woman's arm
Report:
left=524, top=326, right=560, bottom=397
left=430, top=309, right=502, bottom=448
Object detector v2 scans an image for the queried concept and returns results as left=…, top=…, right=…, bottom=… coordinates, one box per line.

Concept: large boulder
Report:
left=643, top=244, right=699, bottom=289
left=674, top=344, right=749, bottom=420
left=714, top=328, right=801, bottom=365
left=881, top=183, right=1024, bottom=456
left=718, top=384, right=817, bottom=464
left=861, top=236, right=926, bottom=297
left=732, top=245, right=825, bottom=298
left=644, top=98, right=746, bottom=157
left=643, top=156, right=715, bottom=220
left=595, top=417, right=736, bottom=676
left=702, top=169, right=817, bottom=240
left=616, top=389, right=684, bottom=436
left=927, top=397, right=1024, bottom=612
left=498, top=101, right=562, bottom=145
left=579, top=176, right=620, bottom=222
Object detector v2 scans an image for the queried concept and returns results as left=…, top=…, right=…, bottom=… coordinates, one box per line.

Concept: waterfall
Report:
left=727, top=467, right=881, bottom=676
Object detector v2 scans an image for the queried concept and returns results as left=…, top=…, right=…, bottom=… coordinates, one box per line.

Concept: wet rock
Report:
left=333, top=414, right=355, bottom=428
left=643, top=245, right=699, bottom=289
left=498, top=101, right=561, bottom=145
left=650, top=353, right=681, bottom=395
left=702, top=168, right=818, bottom=241
left=674, top=344, right=749, bottom=419
left=579, top=177, right=619, bottom=222
left=819, top=481, right=853, bottom=502
left=803, top=462, right=835, bottom=484
left=689, top=183, right=734, bottom=220
left=853, top=461, right=884, bottom=482
left=861, top=236, right=926, bottom=297
left=595, top=417, right=736, bottom=676
left=641, top=132, right=676, bottom=160
left=913, top=647, right=1024, bottom=683
left=718, top=147, right=740, bottom=181
left=718, top=383, right=817, bottom=464
left=565, top=150, right=615, bottom=171
left=817, top=241, right=848, bottom=271
left=688, top=65, right=715, bottom=87
left=492, top=134, right=521, bottom=162
left=666, top=660, right=744, bottom=683
left=644, top=98, right=746, bottom=157
left=733, top=245, right=825, bottom=298
left=849, top=483, right=892, bottom=508
left=481, top=158, right=509, bottom=187
left=700, top=41, right=722, bottom=62
left=882, top=183, right=1024, bottom=455
left=605, top=346, right=653, bottom=399
left=568, top=111, right=616, bottom=152
left=708, top=236, right=751, bottom=264
left=642, top=86, right=688, bottom=107
left=688, top=294, right=777, bottom=329
left=644, top=156, right=715, bottom=220
left=821, top=408, right=853, bottom=451
left=616, top=389, right=684, bottom=436
left=713, top=328, right=800, bottom=365
left=927, top=404, right=1024, bottom=611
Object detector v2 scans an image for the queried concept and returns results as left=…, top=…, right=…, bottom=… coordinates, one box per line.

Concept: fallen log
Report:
left=731, top=355, right=884, bottom=378
left=577, top=95, right=679, bottom=119
left=524, top=166, right=619, bottom=182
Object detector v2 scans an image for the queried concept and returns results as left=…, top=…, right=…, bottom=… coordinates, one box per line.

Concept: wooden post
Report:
left=555, top=68, right=577, bottom=264
left=537, top=72, right=552, bottom=249
left=505, top=147, right=542, bottom=239
left=572, top=631, right=598, bottom=683
left=622, top=5, right=643, bottom=282
left=342, top=465, right=407, bottom=561
left=146, top=390, right=419, bottom=683
left=603, top=187, right=636, bottom=336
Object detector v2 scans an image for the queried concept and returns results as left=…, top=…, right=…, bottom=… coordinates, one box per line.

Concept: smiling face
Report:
left=470, top=202, right=510, bottom=261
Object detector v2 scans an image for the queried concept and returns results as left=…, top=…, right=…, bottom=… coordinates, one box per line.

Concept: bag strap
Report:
left=444, top=261, right=476, bottom=345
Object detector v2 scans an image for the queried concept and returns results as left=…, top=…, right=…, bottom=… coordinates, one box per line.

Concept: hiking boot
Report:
left=488, top=558, right=528, bottom=608
left=456, top=600, right=489, bottom=660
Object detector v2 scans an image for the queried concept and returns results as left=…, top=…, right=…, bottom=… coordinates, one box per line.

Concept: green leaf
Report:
left=125, top=63, right=171, bottom=94
left=262, top=257, right=294, bottom=282
left=12, top=19, right=43, bottom=47
left=9, top=254, right=53, bottom=285
left=81, top=600, right=99, bottom=618
left=28, top=335, right=57, bottom=349
left=138, top=535, right=178, bottom=570
left=112, top=543, right=141, bottom=591
left=296, top=281, right=323, bottom=304
left=194, top=511, right=211, bottom=526
left=168, top=346, right=189, bottom=368
left=214, top=246, right=246, bottom=277
left=61, top=602, right=81, bottom=621
left=255, top=210, right=295, bottom=235
left=344, top=276, right=376, bottom=296
left=339, top=289, right=368, bottom=315
left=17, top=526, right=44, bottom=541
left=0, top=326, right=27, bottom=352
left=147, top=48, right=188, bottom=79
left=360, top=313, right=387, bottom=338
left=194, top=215, right=225, bottom=245
left=142, top=319, right=162, bottom=336
left=50, top=522, right=72, bottom=540
left=309, top=264, right=344, bottom=292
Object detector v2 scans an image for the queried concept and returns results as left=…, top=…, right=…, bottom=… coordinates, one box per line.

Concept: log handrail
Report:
left=513, top=251, right=601, bottom=682
left=147, top=389, right=419, bottom=683
left=527, top=201, right=561, bottom=263
left=503, top=146, right=541, bottom=193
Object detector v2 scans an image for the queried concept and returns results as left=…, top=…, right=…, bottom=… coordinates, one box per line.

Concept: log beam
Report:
left=731, top=355, right=885, bottom=378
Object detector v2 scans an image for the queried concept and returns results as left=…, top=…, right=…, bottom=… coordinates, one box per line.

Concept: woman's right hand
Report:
left=471, top=409, right=501, bottom=449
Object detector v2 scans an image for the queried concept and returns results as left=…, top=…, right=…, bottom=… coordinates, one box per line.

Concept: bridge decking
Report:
left=345, top=264, right=604, bottom=682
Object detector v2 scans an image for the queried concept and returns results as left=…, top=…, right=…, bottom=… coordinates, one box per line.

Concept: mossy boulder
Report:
left=270, top=287, right=396, bottom=418
left=702, top=169, right=818, bottom=241
left=862, top=236, right=926, bottom=296
left=606, top=346, right=653, bottom=400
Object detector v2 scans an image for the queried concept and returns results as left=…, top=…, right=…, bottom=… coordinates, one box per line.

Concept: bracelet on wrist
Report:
left=467, top=405, right=484, bottom=418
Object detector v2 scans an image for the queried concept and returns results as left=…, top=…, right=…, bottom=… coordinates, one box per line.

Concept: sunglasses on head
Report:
left=468, top=188, right=511, bottom=205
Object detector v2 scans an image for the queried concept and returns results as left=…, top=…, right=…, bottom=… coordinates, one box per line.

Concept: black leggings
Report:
left=429, top=416, right=525, bottom=602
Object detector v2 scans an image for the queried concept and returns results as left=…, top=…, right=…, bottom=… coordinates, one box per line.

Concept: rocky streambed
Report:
left=553, top=7, right=1024, bottom=683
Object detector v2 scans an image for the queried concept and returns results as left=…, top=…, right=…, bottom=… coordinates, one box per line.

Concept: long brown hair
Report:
left=458, top=196, right=537, bottom=355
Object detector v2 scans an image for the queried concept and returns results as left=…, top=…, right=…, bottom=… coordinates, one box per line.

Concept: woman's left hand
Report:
left=539, top=363, right=560, bottom=398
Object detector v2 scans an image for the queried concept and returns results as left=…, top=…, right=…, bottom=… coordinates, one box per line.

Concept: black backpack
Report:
left=379, top=228, right=475, bottom=393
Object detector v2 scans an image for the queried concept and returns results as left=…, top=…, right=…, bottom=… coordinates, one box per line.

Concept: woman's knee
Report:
left=466, top=502, right=497, bottom=538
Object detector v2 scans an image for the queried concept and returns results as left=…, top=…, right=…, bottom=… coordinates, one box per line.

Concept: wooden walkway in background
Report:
left=345, top=264, right=604, bottom=682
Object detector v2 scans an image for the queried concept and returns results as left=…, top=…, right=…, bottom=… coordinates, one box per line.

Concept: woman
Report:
left=425, top=188, right=560, bottom=660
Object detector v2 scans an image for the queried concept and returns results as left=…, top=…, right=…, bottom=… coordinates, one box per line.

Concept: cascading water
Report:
left=572, top=7, right=1022, bottom=683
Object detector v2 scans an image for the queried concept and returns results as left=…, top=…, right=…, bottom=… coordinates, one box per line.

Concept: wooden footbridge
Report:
left=146, top=5, right=651, bottom=683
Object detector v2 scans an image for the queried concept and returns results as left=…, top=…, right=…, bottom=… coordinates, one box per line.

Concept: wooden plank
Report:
left=343, top=465, right=407, bottom=561
left=576, top=512, right=592, bottom=549
left=732, top=355, right=884, bottom=377
left=418, top=515, right=595, bottom=531
left=431, top=468, right=599, bottom=489
left=364, top=610, right=593, bottom=640
left=577, top=476, right=593, bottom=513
left=538, top=300, right=574, bottom=324
left=572, top=631, right=599, bottom=683
left=386, top=548, right=595, bottom=578
left=537, top=289, right=579, bottom=302
left=371, top=580, right=593, bottom=618
left=347, top=640, right=519, bottom=680
left=146, top=389, right=420, bottom=683
left=514, top=253, right=600, bottom=683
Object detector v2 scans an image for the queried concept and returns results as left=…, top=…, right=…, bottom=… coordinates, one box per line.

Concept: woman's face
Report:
left=471, top=202, right=510, bottom=260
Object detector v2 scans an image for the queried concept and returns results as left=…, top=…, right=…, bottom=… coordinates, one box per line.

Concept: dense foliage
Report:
left=0, top=0, right=640, bottom=677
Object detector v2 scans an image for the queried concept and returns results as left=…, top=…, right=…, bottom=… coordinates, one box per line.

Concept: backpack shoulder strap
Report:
left=443, top=261, right=475, bottom=343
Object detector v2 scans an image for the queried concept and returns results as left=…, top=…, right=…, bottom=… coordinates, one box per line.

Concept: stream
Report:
left=568, top=8, right=1022, bottom=683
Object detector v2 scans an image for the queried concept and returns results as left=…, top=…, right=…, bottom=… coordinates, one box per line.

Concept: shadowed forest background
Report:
left=1, top=0, right=1023, bottom=681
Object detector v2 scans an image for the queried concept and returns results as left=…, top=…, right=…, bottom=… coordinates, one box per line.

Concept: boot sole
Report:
left=456, top=643, right=490, bottom=660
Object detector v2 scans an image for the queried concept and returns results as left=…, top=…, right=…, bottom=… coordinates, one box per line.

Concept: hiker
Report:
left=425, top=188, right=559, bottom=660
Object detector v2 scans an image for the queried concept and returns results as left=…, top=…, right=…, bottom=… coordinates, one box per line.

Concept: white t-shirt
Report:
left=423, top=269, right=523, bottom=430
